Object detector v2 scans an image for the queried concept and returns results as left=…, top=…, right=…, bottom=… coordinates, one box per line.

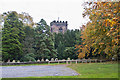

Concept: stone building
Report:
left=50, top=20, right=68, bottom=34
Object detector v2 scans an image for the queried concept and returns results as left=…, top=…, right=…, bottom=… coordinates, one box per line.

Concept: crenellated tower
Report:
left=50, top=20, right=68, bottom=34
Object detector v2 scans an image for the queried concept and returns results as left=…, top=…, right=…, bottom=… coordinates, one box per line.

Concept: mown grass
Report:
left=67, top=63, right=118, bottom=78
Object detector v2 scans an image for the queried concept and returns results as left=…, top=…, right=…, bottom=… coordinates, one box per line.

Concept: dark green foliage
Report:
left=57, top=41, right=65, bottom=59
left=64, top=47, right=78, bottom=59
left=64, top=30, right=76, bottom=47
left=74, top=29, right=82, bottom=45
left=54, top=32, right=64, bottom=49
left=2, top=12, right=25, bottom=62
left=20, top=26, right=35, bottom=61
left=54, top=29, right=81, bottom=59
left=21, top=53, right=36, bottom=62
left=34, top=19, right=57, bottom=60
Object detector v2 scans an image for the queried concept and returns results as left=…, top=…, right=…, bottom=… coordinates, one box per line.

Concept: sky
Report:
left=0, top=0, right=89, bottom=29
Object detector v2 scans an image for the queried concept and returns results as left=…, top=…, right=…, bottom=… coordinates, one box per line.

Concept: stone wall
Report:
left=1, top=61, right=49, bottom=66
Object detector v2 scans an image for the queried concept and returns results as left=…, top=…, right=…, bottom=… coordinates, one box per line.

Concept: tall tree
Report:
left=78, top=2, right=119, bottom=60
left=20, top=26, right=35, bottom=61
left=35, top=19, right=57, bottom=60
left=2, top=12, right=25, bottom=62
left=54, top=32, right=64, bottom=49
left=57, top=41, right=65, bottom=59
left=0, top=14, right=3, bottom=61
left=54, top=29, right=81, bottom=59
left=64, top=30, right=76, bottom=47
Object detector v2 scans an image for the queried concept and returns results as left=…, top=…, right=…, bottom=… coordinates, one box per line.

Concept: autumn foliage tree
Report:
left=77, top=2, right=119, bottom=60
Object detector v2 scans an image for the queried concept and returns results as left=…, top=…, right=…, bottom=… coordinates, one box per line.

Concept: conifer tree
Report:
left=35, top=19, right=57, bottom=60
left=21, top=26, right=35, bottom=62
left=2, top=12, right=25, bottom=62
left=57, top=41, right=65, bottom=59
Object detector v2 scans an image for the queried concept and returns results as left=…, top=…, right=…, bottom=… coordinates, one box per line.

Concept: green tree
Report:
left=35, top=19, right=57, bottom=60
left=64, top=30, right=76, bottom=47
left=2, top=12, right=25, bottom=62
left=54, top=32, right=64, bottom=49
left=20, top=26, right=35, bottom=61
left=54, top=29, right=81, bottom=59
left=57, top=41, right=65, bottom=60
left=21, top=53, right=36, bottom=62
left=64, top=47, right=78, bottom=59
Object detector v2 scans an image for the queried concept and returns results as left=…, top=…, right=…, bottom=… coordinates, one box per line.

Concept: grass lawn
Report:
left=67, top=63, right=118, bottom=78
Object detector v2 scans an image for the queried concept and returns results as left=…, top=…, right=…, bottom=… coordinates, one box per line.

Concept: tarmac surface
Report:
left=2, top=65, right=79, bottom=78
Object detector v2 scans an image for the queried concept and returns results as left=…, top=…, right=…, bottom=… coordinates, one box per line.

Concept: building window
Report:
left=59, top=27, right=63, bottom=32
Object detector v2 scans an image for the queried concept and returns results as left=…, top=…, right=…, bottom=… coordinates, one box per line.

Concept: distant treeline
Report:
left=1, top=11, right=82, bottom=62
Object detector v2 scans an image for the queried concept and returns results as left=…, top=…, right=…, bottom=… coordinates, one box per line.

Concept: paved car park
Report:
left=2, top=65, right=79, bottom=78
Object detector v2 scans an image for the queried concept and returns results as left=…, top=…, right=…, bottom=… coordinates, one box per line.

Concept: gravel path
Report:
left=2, top=65, right=79, bottom=78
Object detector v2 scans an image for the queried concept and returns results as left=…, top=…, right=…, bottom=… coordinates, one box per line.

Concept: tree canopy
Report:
left=77, top=2, right=119, bottom=60
left=2, top=12, right=25, bottom=61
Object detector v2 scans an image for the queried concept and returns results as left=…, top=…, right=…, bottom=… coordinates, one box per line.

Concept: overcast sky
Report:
left=0, top=0, right=89, bottom=29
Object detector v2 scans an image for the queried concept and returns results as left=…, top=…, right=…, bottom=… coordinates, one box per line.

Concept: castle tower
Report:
left=50, top=20, right=68, bottom=34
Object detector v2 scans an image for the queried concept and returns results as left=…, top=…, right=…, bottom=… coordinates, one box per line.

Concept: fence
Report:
left=1, top=59, right=106, bottom=66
